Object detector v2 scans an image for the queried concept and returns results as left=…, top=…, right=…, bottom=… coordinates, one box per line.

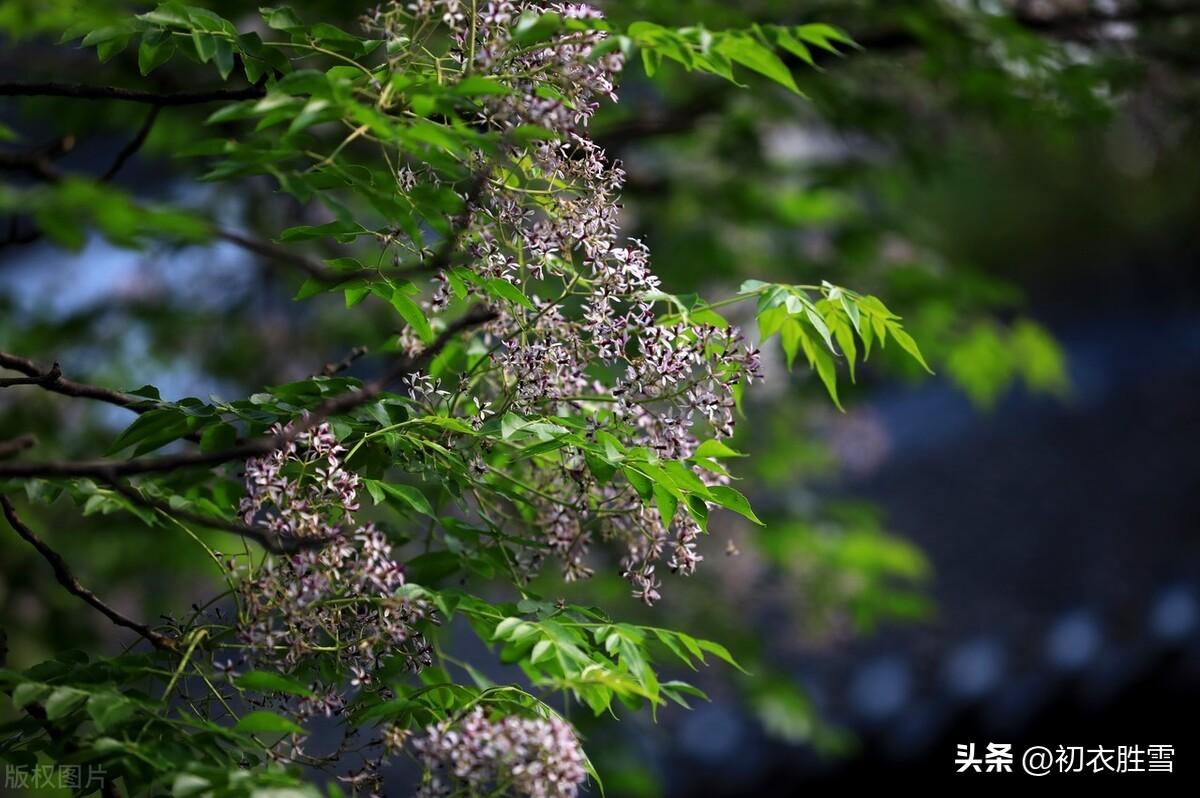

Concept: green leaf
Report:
left=810, top=341, right=842, bottom=410
left=213, top=38, right=235, bottom=80
left=513, top=11, right=563, bottom=46
left=406, top=551, right=462, bottom=583
left=832, top=315, right=858, bottom=383
left=716, top=34, right=801, bottom=94
left=653, top=482, right=678, bottom=529
left=233, top=710, right=306, bottom=735
left=138, top=3, right=191, bottom=28
left=803, top=305, right=836, bottom=353
left=770, top=27, right=814, bottom=67
left=885, top=321, right=933, bottom=373
left=756, top=305, right=790, bottom=342
left=493, top=617, right=522, bottom=641
left=623, top=466, right=653, bottom=501
left=585, top=452, right=616, bottom=483
left=107, top=408, right=189, bottom=455
left=390, top=288, right=434, bottom=342
left=81, top=26, right=128, bottom=46
left=779, top=317, right=805, bottom=369
left=86, top=692, right=138, bottom=732
left=364, top=479, right=386, bottom=506
left=172, top=774, right=212, bottom=798
left=653, top=629, right=697, bottom=670
left=530, top=639, right=555, bottom=664
left=662, top=679, right=709, bottom=708
left=199, top=422, right=237, bottom=453
left=344, top=283, right=370, bottom=308
left=280, top=220, right=369, bottom=243
left=454, top=76, right=511, bottom=97
left=96, top=35, right=132, bottom=63
left=484, top=278, right=535, bottom=310
left=500, top=413, right=524, bottom=440
left=138, top=35, right=177, bottom=75
left=12, top=683, right=50, bottom=710
left=695, top=639, right=749, bottom=673
left=795, top=23, right=858, bottom=53
left=692, top=439, right=746, bottom=460
left=641, top=46, right=660, bottom=78
left=707, top=485, right=763, bottom=525
left=44, top=686, right=89, bottom=720
left=261, top=6, right=304, bottom=31
left=192, top=30, right=217, bottom=63
left=235, top=671, right=316, bottom=698
left=380, top=482, right=435, bottom=518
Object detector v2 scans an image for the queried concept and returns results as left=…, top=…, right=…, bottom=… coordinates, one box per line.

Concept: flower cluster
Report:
left=237, top=421, right=435, bottom=683
left=413, top=707, right=587, bottom=798
left=366, top=2, right=762, bottom=601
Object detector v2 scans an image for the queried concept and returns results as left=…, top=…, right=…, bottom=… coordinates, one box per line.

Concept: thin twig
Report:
left=320, top=346, right=370, bottom=377
left=0, top=495, right=176, bottom=651
left=100, top=104, right=162, bottom=181
left=0, top=150, right=64, bottom=182
left=215, top=228, right=336, bottom=281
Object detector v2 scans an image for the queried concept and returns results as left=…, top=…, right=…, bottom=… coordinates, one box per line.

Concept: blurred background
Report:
left=2, top=0, right=1199, bottom=791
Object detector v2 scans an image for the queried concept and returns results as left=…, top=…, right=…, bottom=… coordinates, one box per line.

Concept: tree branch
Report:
left=0, top=435, right=36, bottom=460
left=100, top=104, right=162, bottom=181
left=0, top=306, right=498, bottom=480
left=319, top=346, right=370, bottom=377
left=0, top=351, right=157, bottom=412
left=0, top=495, right=175, bottom=651
left=0, top=81, right=265, bottom=105
left=0, top=149, right=64, bottom=182
left=215, top=228, right=336, bottom=282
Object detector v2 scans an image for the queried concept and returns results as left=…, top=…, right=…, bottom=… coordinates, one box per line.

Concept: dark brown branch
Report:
left=100, top=104, right=162, bottom=182
left=320, top=346, right=370, bottom=377
left=0, top=351, right=156, bottom=412
left=0, top=306, right=498, bottom=480
left=0, top=81, right=265, bottom=105
left=0, top=149, right=64, bottom=182
left=0, top=495, right=175, bottom=651
left=215, top=228, right=335, bottom=281
left=0, top=435, right=36, bottom=460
